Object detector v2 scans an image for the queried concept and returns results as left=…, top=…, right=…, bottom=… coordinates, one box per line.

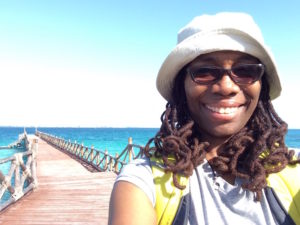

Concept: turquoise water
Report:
left=37, top=127, right=158, bottom=155
left=0, top=127, right=158, bottom=157
left=1, top=127, right=299, bottom=203
left=0, top=127, right=157, bottom=203
left=0, top=127, right=32, bottom=204
left=285, top=129, right=300, bottom=149
left=0, top=127, right=34, bottom=160
left=1, top=127, right=300, bottom=155
left=1, top=127, right=300, bottom=157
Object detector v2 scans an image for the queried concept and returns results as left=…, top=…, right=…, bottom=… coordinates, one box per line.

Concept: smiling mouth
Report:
left=205, top=105, right=241, bottom=114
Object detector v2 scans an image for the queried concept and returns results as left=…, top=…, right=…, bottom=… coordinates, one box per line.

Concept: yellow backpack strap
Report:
left=267, top=163, right=300, bottom=224
left=150, top=157, right=189, bottom=225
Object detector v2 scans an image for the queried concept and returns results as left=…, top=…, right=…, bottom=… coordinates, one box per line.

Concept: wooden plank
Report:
left=0, top=137, right=117, bottom=224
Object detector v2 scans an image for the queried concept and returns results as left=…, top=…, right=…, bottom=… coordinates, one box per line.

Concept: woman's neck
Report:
left=201, top=135, right=236, bottom=185
left=202, top=135, right=229, bottom=160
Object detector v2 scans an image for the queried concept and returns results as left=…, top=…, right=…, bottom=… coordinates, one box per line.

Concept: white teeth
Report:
left=205, top=105, right=239, bottom=114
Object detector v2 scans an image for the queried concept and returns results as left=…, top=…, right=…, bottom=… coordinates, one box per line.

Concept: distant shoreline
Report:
left=0, top=126, right=161, bottom=129
left=0, top=126, right=299, bottom=130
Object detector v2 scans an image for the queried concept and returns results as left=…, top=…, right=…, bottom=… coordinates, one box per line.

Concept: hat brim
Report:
left=156, top=29, right=281, bottom=102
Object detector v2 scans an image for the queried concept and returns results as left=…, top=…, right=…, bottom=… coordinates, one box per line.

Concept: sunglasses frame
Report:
left=187, top=63, right=265, bottom=85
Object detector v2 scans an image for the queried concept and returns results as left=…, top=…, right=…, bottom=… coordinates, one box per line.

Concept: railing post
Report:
left=114, top=153, right=119, bottom=172
left=84, top=147, right=88, bottom=158
left=67, top=139, right=71, bottom=151
left=78, top=143, right=83, bottom=155
left=14, top=159, right=20, bottom=193
left=80, top=144, right=84, bottom=157
left=90, top=146, right=94, bottom=162
left=31, top=138, right=39, bottom=188
left=12, top=153, right=24, bottom=201
left=96, top=153, right=100, bottom=165
left=109, top=157, right=113, bottom=171
left=59, top=138, right=63, bottom=148
left=128, top=137, right=133, bottom=162
left=104, top=150, right=108, bottom=170
left=73, top=141, right=77, bottom=153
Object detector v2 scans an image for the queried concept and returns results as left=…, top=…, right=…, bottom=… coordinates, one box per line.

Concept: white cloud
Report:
left=272, top=78, right=300, bottom=129
left=0, top=57, right=165, bottom=127
left=1, top=54, right=299, bottom=128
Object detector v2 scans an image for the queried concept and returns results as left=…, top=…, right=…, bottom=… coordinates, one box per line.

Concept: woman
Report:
left=108, top=12, right=300, bottom=225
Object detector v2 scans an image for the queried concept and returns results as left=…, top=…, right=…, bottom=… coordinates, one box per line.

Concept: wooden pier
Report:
left=0, top=136, right=117, bottom=224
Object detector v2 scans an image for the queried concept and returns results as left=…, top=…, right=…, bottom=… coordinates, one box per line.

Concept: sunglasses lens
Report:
left=232, top=64, right=264, bottom=84
left=189, top=64, right=264, bottom=85
left=191, top=68, right=220, bottom=84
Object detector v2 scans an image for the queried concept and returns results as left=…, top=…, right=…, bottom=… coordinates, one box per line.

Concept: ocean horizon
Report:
left=1, top=126, right=300, bottom=158
left=1, top=126, right=299, bottom=199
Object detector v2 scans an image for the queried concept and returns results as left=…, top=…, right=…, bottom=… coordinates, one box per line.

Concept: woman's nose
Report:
left=212, top=73, right=240, bottom=96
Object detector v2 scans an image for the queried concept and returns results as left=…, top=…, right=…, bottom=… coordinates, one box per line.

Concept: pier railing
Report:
left=36, top=131, right=145, bottom=173
left=0, top=133, right=38, bottom=212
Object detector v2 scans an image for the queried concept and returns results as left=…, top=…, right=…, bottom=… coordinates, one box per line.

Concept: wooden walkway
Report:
left=0, top=136, right=117, bottom=225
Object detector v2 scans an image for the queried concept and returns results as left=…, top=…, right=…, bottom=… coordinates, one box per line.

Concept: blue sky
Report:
left=0, top=0, right=299, bottom=128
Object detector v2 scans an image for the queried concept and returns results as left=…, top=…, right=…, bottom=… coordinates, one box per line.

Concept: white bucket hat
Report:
left=156, top=12, right=281, bottom=102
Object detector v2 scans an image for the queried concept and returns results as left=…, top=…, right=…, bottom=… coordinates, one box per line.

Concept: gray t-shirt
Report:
left=116, top=157, right=276, bottom=225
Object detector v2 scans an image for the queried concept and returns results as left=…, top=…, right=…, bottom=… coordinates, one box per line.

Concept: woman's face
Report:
left=184, top=51, right=262, bottom=143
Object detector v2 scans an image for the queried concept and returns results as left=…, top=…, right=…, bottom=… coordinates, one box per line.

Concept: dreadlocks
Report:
left=144, top=67, right=299, bottom=201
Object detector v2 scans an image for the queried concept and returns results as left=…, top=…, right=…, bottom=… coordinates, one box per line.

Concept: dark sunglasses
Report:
left=187, top=63, right=265, bottom=85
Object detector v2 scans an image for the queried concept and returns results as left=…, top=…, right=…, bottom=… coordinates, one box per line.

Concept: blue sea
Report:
left=1, top=127, right=299, bottom=204
left=1, top=127, right=300, bottom=158
left=0, top=127, right=158, bottom=203
left=0, top=127, right=159, bottom=159
left=0, top=126, right=300, bottom=170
